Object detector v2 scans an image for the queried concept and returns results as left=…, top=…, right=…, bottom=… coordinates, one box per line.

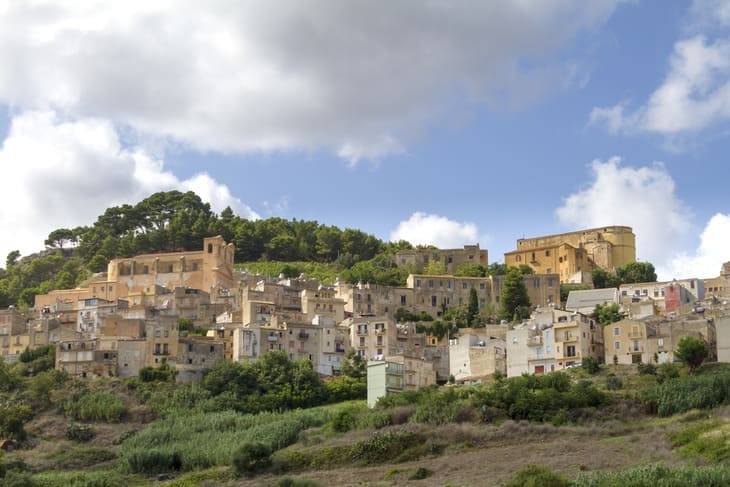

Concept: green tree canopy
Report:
left=617, top=262, right=657, bottom=284
left=499, top=269, right=531, bottom=322
left=594, top=303, right=624, bottom=326
left=675, top=336, right=708, bottom=372
left=454, top=263, right=487, bottom=277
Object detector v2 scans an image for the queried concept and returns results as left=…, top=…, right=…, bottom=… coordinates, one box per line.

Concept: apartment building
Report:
left=394, top=244, right=488, bottom=274
left=620, top=279, right=703, bottom=315
left=366, top=356, right=436, bottom=407
left=705, top=262, right=730, bottom=297
left=506, top=308, right=603, bottom=377
left=76, top=298, right=129, bottom=334
left=449, top=333, right=506, bottom=382
left=176, top=336, right=225, bottom=382
left=348, top=316, right=397, bottom=360
left=606, top=317, right=716, bottom=365
left=300, top=287, right=346, bottom=323
left=504, top=226, right=636, bottom=283
left=145, top=315, right=179, bottom=367
left=336, top=281, right=413, bottom=317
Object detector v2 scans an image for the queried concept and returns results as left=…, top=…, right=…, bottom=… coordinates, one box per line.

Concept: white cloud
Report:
left=390, top=212, right=479, bottom=249
left=591, top=1, right=730, bottom=137
left=0, top=0, right=621, bottom=162
left=661, top=213, right=730, bottom=279
left=0, top=111, right=258, bottom=260
left=555, top=158, right=692, bottom=266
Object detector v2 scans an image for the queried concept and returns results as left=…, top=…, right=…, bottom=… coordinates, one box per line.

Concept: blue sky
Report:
left=0, top=0, right=729, bottom=279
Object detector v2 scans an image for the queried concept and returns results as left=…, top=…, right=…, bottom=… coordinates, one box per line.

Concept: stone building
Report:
left=704, top=262, right=730, bottom=297
left=449, top=333, right=506, bottom=382
left=504, top=226, right=636, bottom=283
left=394, top=244, right=488, bottom=274
left=176, top=336, right=225, bottom=382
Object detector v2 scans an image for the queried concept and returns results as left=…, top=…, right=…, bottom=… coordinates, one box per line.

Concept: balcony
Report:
left=628, top=332, right=643, bottom=339
left=298, top=332, right=310, bottom=340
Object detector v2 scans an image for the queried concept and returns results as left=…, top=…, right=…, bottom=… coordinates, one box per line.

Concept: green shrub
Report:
left=0, top=457, right=29, bottom=479
left=582, top=357, right=600, bottom=375
left=638, top=363, right=657, bottom=376
left=0, top=402, right=33, bottom=440
left=3, top=471, right=35, bottom=487
left=350, top=430, right=421, bottom=465
left=657, top=363, right=681, bottom=383
left=330, top=408, right=357, bottom=433
left=605, top=375, right=623, bottom=391
left=409, top=467, right=432, bottom=480
left=65, top=423, right=94, bottom=442
left=63, top=392, right=126, bottom=422
left=232, top=442, right=271, bottom=476
left=358, top=409, right=392, bottom=429
left=276, top=478, right=321, bottom=487
left=139, top=364, right=176, bottom=383
left=325, top=376, right=366, bottom=402
left=504, top=465, right=570, bottom=487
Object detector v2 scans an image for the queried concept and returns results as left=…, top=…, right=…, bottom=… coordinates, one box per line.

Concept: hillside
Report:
left=4, top=359, right=730, bottom=486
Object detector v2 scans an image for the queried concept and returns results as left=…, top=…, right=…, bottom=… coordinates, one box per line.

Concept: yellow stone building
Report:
left=504, top=226, right=636, bottom=283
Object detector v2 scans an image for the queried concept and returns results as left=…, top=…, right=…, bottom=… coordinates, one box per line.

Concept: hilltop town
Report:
left=1, top=193, right=730, bottom=486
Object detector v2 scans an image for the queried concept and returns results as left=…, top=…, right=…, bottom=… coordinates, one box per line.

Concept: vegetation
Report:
left=499, top=268, right=531, bottom=322
left=454, top=262, right=487, bottom=277
left=63, top=391, right=126, bottom=422
left=592, top=262, right=657, bottom=290
left=642, top=373, right=730, bottom=416
left=675, top=336, right=709, bottom=372
left=594, top=303, right=624, bottom=326
left=504, top=465, right=570, bottom=487
left=232, top=442, right=272, bottom=476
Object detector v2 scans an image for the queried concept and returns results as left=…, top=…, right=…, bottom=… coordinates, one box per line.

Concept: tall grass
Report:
left=30, top=470, right=126, bottom=487
left=63, top=392, right=126, bottom=422
left=118, top=405, right=343, bottom=474
left=641, top=374, right=730, bottom=416
left=574, top=464, right=730, bottom=486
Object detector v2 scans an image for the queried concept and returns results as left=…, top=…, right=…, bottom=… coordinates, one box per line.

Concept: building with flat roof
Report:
left=505, top=226, right=636, bottom=283
left=394, top=244, right=487, bottom=274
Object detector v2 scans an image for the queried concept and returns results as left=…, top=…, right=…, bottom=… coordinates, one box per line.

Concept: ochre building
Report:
left=504, top=226, right=636, bottom=283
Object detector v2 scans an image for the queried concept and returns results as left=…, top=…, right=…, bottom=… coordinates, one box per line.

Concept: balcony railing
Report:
left=357, top=329, right=368, bottom=336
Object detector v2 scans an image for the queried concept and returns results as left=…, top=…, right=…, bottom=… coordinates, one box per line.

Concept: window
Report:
left=462, top=283, right=467, bottom=289
left=429, top=280, right=434, bottom=288
left=613, top=327, right=620, bottom=336
left=416, top=280, right=421, bottom=288
left=614, top=341, right=620, bottom=350
left=545, top=250, right=551, bottom=257
left=566, top=345, right=576, bottom=357
left=431, top=296, right=437, bottom=307
left=480, top=283, right=485, bottom=289
left=208, top=244, right=213, bottom=253
left=657, top=338, right=664, bottom=348
left=209, top=345, right=214, bottom=353
left=400, top=295, right=407, bottom=305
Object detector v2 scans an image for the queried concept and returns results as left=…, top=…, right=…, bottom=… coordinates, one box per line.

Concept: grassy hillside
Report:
left=6, top=361, right=730, bottom=486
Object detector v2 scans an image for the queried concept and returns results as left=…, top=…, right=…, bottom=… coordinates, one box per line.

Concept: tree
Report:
left=675, top=336, right=708, bottom=372
left=487, top=263, right=507, bottom=276
left=560, top=283, right=590, bottom=303
left=594, top=303, right=624, bottom=326
left=5, top=250, right=20, bottom=269
left=515, top=264, right=534, bottom=275
left=45, top=228, right=78, bottom=249
left=341, top=349, right=365, bottom=379
left=424, top=260, right=447, bottom=275
left=591, top=268, right=620, bottom=289
left=454, top=263, right=487, bottom=277
left=499, top=269, right=531, bottom=322
left=616, top=262, right=657, bottom=284
left=467, top=287, right=480, bottom=326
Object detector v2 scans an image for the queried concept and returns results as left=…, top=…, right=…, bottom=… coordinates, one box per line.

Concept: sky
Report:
left=0, top=0, right=729, bottom=280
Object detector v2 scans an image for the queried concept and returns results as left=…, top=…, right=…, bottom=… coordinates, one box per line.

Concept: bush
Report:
left=582, top=357, right=600, bottom=375
left=139, top=364, right=177, bottom=383
left=125, top=449, right=183, bottom=475
left=49, top=447, right=116, bottom=470
left=409, top=467, right=432, bottom=480
left=0, top=402, right=33, bottom=440
left=63, top=392, right=126, bottom=422
left=330, top=408, right=357, bottom=433
left=65, top=423, right=94, bottom=442
left=325, top=376, right=365, bottom=402
left=504, top=465, right=570, bottom=487
left=232, top=442, right=271, bottom=476
left=638, top=363, right=657, bottom=376
left=657, top=363, right=681, bottom=384
left=605, top=375, right=623, bottom=391
left=676, top=336, right=709, bottom=372
left=350, top=430, right=421, bottom=465
left=276, top=478, right=321, bottom=487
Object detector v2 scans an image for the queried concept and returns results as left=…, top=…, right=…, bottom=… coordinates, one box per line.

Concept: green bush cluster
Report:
left=642, top=374, right=730, bottom=416
left=472, top=373, right=606, bottom=423
left=63, top=392, right=126, bottom=422
left=65, top=423, right=94, bottom=442
left=573, top=464, right=730, bottom=486
left=138, top=363, right=176, bottom=383
left=232, top=442, right=271, bottom=476
left=504, top=465, right=570, bottom=487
